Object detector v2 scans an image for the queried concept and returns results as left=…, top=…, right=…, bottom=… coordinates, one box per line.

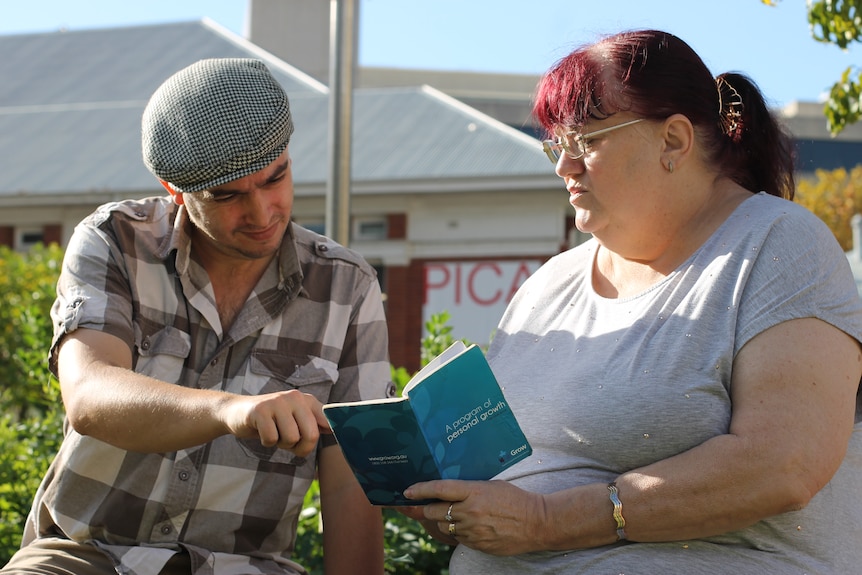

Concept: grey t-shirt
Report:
left=451, top=193, right=862, bottom=574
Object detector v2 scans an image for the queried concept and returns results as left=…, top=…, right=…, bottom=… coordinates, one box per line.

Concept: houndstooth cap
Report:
left=142, top=58, right=294, bottom=193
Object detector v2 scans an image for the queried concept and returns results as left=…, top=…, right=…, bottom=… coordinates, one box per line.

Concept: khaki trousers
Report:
left=1, top=538, right=190, bottom=575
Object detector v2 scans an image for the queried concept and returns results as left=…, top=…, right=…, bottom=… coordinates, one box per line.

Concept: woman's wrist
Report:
left=541, top=484, right=627, bottom=551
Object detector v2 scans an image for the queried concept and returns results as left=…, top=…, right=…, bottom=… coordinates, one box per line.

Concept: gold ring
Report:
left=448, top=522, right=457, bottom=536
left=444, top=503, right=454, bottom=523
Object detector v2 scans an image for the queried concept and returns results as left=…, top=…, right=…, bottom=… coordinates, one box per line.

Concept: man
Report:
left=2, top=58, right=391, bottom=575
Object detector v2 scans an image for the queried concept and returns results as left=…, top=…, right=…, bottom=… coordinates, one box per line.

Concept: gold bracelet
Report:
left=607, top=482, right=628, bottom=541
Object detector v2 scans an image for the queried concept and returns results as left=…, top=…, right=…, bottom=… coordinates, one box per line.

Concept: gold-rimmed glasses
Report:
left=542, top=118, right=645, bottom=164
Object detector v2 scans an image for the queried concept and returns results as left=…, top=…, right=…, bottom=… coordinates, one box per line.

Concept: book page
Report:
left=403, top=340, right=467, bottom=396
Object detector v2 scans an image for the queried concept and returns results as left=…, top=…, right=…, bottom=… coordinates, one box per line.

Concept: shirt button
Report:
left=160, top=525, right=171, bottom=535
left=178, top=471, right=190, bottom=481
left=140, top=339, right=150, bottom=351
left=210, top=357, right=218, bottom=366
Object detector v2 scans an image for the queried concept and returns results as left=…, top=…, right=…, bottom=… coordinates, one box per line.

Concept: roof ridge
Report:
left=0, top=100, right=148, bottom=115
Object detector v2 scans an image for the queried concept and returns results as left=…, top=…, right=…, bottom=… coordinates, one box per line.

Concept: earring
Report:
left=667, top=160, right=674, bottom=174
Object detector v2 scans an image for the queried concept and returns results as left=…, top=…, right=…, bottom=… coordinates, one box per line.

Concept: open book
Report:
left=323, top=342, right=532, bottom=505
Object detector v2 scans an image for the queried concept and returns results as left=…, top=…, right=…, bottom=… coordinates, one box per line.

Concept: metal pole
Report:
left=326, top=0, right=356, bottom=246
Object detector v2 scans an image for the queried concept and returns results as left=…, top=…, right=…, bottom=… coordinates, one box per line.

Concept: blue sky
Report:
left=1, top=0, right=858, bottom=108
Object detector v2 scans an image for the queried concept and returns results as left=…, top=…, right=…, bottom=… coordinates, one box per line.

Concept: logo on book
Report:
left=500, top=443, right=529, bottom=463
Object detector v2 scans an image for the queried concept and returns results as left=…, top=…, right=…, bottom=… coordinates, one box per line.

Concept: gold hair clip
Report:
left=716, top=77, right=744, bottom=140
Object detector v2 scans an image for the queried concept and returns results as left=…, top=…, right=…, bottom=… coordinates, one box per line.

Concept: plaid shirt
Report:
left=25, top=196, right=392, bottom=575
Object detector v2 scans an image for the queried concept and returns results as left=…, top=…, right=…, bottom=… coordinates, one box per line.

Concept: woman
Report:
left=400, top=30, right=862, bottom=573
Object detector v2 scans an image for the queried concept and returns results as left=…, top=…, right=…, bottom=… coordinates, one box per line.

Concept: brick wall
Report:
left=384, top=260, right=424, bottom=374
left=0, top=226, right=12, bottom=248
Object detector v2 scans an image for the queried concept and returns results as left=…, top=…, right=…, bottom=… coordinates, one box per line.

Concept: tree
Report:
left=764, top=0, right=862, bottom=134
left=808, top=0, right=862, bottom=134
left=795, top=166, right=862, bottom=249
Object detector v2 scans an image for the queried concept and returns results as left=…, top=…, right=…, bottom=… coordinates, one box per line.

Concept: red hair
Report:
left=533, top=30, right=795, bottom=199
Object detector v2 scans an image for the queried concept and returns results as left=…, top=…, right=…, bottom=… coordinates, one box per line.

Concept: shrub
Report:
left=0, top=244, right=63, bottom=416
left=0, top=244, right=65, bottom=563
left=0, top=409, right=64, bottom=559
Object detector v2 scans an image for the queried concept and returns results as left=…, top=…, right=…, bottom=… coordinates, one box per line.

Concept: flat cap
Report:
left=142, top=58, right=294, bottom=193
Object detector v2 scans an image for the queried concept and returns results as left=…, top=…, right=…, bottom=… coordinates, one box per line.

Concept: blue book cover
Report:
left=323, top=342, right=533, bottom=505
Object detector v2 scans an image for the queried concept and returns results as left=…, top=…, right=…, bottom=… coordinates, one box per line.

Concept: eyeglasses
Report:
left=542, top=118, right=645, bottom=164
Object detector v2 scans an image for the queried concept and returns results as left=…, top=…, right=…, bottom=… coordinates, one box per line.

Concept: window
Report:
left=16, top=227, right=44, bottom=251
left=353, top=217, right=388, bottom=241
left=300, top=220, right=326, bottom=236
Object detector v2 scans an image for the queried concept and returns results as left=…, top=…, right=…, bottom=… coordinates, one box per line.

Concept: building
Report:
left=0, top=19, right=563, bottom=371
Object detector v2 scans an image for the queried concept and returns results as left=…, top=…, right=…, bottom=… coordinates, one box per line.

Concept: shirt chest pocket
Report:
left=236, top=350, right=338, bottom=464
left=244, top=350, right=338, bottom=399
left=133, top=325, right=191, bottom=382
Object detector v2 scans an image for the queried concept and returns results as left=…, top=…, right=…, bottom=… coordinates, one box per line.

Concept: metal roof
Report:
left=0, top=19, right=551, bottom=200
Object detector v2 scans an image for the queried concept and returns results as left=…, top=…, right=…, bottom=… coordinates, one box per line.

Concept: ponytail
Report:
left=715, top=73, right=796, bottom=200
